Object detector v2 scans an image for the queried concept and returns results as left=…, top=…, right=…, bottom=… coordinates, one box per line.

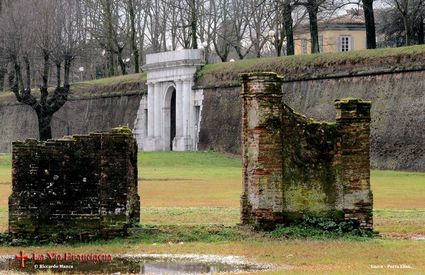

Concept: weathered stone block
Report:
left=8, top=127, right=140, bottom=242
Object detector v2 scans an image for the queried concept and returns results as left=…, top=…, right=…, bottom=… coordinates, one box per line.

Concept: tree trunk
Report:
left=128, top=0, right=139, bottom=73
left=191, top=0, right=198, bottom=49
left=37, top=112, right=53, bottom=141
left=0, top=67, right=5, bottom=92
left=276, top=31, right=283, bottom=56
left=42, top=50, right=49, bottom=89
left=56, top=62, right=61, bottom=88
left=23, top=56, right=31, bottom=90
left=117, top=47, right=127, bottom=75
left=307, top=1, right=320, bottom=53
left=64, top=57, right=71, bottom=86
left=418, top=15, right=424, bottom=44
left=0, top=64, right=7, bottom=92
left=14, top=62, right=24, bottom=92
left=403, top=16, right=412, bottom=45
left=105, top=0, right=116, bottom=76
left=362, top=0, right=376, bottom=49
left=283, top=0, right=294, bottom=55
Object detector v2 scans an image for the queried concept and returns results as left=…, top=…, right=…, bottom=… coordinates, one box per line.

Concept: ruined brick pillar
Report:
left=240, top=72, right=373, bottom=231
left=335, top=99, right=373, bottom=230
left=8, top=127, right=140, bottom=242
left=240, top=73, right=284, bottom=229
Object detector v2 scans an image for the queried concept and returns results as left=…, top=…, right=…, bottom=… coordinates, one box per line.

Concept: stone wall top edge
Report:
left=334, top=98, right=372, bottom=106
left=145, top=49, right=203, bottom=64
left=197, top=65, right=425, bottom=89
left=0, top=91, right=144, bottom=107
left=143, top=60, right=204, bottom=72
left=239, top=72, right=284, bottom=81
left=12, top=128, right=134, bottom=148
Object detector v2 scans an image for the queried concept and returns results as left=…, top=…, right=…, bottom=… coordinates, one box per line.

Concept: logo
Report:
left=15, top=250, right=29, bottom=268
left=15, top=250, right=113, bottom=269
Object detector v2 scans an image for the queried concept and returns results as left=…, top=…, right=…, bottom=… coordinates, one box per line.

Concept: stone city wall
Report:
left=196, top=47, right=425, bottom=171
left=8, top=127, right=140, bottom=242
left=240, top=73, right=372, bottom=230
left=0, top=47, right=424, bottom=171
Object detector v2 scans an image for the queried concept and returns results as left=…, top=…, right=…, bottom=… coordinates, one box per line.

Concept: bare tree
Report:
left=386, top=0, right=425, bottom=45
left=211, top=0, right=232, bottom=61
left=127, top=0, right=140, bottom=73
left=230, top=0, right=252, bottom=59
left=362, top=0, right=377, bottom=48
left=145, top=0, right=166, bottom=51
left=0, top=0, right=81, bottom=140
left=283, top=0, right=295, bottom=55
left=190, top=0, right=199, bottom=48
left=246, top=0, right=274, bottom=58
left=300, top=0, right=323, bottom=53
left=136, top=0, right=149, bottom=64
left=267, top=0, right=295, bottom=56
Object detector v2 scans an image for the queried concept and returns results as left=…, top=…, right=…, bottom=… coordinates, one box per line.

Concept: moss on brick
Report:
left=8, top=129, right=140, bottom=243
left=241, top=73, right=373, bottom=231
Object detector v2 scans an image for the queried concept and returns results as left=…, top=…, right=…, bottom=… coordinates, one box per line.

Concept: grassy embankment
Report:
left=1, top=45, right=424, bottom=105
left=197, top=44, right=425, bottom=87
left=0, top=152, right=424, bottom=274
left=0, top=73, right=146, bottom=105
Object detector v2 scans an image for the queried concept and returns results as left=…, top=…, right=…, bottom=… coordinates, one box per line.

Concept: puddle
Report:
left=0, top=253, right=276, bottom=274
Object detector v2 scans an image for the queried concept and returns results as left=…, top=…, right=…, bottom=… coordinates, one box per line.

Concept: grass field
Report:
left=0, top=152, right=424, bottom=274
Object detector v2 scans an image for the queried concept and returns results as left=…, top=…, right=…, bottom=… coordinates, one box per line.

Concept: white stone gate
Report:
left=133, top=49, right=204, bottom=151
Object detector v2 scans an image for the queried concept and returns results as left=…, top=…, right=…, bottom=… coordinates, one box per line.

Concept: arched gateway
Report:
left=133, top=49, right=204, bottom=151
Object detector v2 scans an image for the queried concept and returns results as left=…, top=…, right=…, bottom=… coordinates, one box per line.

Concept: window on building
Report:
left=301, top=39, right=307, bottom=54
left=339, top=35, right=352, bottom=52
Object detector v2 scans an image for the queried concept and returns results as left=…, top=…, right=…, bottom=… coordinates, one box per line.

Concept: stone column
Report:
left=335, top=98, right=373, bottom=230
left=240, top=72, right=284, bottom=230
left=147, top=82, right=154, bottom=137
left=189, top=85, right=195, bottom=149
left=182, top=79, right=193, bottom=150
left=175, top=80, right=183, bottom=137
left=182, top=80, right=189, bottom=137
left=173, top=80, right=186, bottom=151
left=153, top=82, right=162, bottom=138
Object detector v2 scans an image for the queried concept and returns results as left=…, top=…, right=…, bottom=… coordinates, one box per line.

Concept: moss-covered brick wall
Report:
left=8, top=127, right=140, bottom=242
left=240, top=73, right=372, bottom=230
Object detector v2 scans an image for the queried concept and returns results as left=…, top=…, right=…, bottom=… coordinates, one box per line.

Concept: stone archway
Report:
left=163, top=85, right=177, bottom=151
left=133, top=49, right=205, bottom=152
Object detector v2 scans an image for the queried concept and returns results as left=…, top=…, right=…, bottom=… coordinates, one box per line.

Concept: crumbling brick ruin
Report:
left=240, top=72, right=373, bottom=230
left=9, top=127, right=140, bottom=242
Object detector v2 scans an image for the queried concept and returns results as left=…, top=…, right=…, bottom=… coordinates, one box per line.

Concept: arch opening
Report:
left=163, top=85, right=177, bottom=151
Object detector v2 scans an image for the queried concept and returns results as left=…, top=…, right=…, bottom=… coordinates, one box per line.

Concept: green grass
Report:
left=0, top=154, right=10, bottom=167
left=371, top=170, right=425, bottom=209
left=73, top=73, right=146, bottom=87
left=197, top=45, right=425, bottom=87
left=70, top=73, right=146, bottom=98
left=142, top=207, right=240, bottom=225
left=139, top=151, right=240, bottom=180
left=0, top=154, right=10, bottom=184
left=0, top=73, right=147, bottom=105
